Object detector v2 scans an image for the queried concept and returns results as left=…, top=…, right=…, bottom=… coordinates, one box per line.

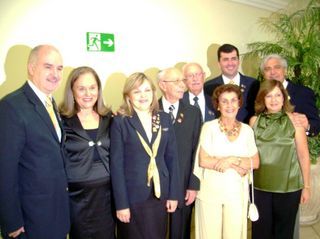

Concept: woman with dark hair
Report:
left=110, top=72, right=180, bottom=239
left=60, top=66, right=115, bottom=239
left=250, top=79, right=310, bottom=239
left=194, top=84, right=259, bottom=239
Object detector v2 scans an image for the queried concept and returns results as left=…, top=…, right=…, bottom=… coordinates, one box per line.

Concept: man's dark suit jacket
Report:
left=204, top=73, right=260, bottom=123
left=0, top=83, right=70, bottom=239
left=287, top=80, right=320, bottom=137
left=110, top=111, right=180, bottom=210
left=62, top=113, right=112, bottom=182
left=182, top=91, right=216, bottom=122
left=159, top=99, right=201, bottom=206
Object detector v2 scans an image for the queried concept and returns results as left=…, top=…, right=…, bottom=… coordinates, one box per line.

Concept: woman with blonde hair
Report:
left=110, top=72, right=180, bottom=239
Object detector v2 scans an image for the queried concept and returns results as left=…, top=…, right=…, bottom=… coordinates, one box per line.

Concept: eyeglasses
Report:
left=185, top=72, right=204, bottom=79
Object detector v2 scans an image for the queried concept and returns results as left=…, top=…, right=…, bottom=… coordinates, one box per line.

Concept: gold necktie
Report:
left=136, top=127, right=162, bottom=198
left=229, top=79, right=235, bottom=84
left=45, top=96, right=59, bottom=130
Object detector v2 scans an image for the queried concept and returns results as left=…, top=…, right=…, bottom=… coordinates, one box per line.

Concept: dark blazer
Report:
left=182, top=91, right=216, bottom=122
left=204, top=73, right=260, bottom=123
left=159, top=99, right=201, bottom=206
left=62, top=113, right=112, bottom=182
left=0, top=83, right=70, bottom=239
left=287, top=80, right=320, bottom=137
left=110, top=111, right=180, bottom=210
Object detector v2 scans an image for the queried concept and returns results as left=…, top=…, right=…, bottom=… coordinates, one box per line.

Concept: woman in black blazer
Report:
left=110, top=72, right=180, bottom=239
left=60, top=66, right=115, bottom=239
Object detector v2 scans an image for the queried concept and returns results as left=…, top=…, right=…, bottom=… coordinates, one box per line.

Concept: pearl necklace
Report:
left=218, top=118, right=241, bottom=137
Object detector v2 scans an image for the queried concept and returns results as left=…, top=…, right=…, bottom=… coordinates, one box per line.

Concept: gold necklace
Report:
left=218, top=118, right=241, bottom=137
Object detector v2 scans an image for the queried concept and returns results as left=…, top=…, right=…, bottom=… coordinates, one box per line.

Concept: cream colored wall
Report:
left=0, top=0, right=272, bottom=110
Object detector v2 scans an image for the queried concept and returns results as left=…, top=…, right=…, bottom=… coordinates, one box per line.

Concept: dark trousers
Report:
left=117, top=194, right=167, bottom=239
left=252, top=189, right=301, bottom=239
left=68, top=178, right=115, bottom=239
left=1, top=232, right=66, bottom=239
left=169, top=203, right=193, bottom=239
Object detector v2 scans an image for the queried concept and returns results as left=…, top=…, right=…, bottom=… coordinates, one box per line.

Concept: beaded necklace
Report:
left=218, top=118, right=241, bottom=137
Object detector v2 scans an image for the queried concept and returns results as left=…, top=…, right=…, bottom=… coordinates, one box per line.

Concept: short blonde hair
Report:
left=118, top=72, right=159, bottom=116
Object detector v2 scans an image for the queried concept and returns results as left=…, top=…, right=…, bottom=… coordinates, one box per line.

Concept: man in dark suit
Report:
left=204, top=44, right=259, bottom=123
left=0, top=45, right=70, bottom=239
left=158, top=67, right=202, bottom=239
left=182, top=62, right=216, bottom=122
left=260, top=54, right=320, bottom=137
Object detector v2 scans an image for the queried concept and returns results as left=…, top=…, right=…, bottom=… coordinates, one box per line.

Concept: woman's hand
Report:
left=214, top=156, right=237, bottom=172
left=232, top=166, right=248, bottom=176
left=301, top=188, right=311, bottom=204
left=116, top=208, right=131, bottom=223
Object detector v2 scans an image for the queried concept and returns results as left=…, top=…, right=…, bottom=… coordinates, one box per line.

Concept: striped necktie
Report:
left=193, top=96, right=200, bottom=109
left=169, top=105, right=175, bottom=124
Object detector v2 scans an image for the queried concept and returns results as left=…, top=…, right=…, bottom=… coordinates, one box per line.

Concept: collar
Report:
left=188, top=90, right=204, bottom=102
left=282, top=79, right=288, bottom=89
left=28, top=80, right=51, bottom=107
left=222, top=72, right=240, bottom=85
left=161, top=97, right=179, bottom=117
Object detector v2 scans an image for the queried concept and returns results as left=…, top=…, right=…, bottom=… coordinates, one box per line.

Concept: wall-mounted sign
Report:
left=86, top=32, right=115, bottom=52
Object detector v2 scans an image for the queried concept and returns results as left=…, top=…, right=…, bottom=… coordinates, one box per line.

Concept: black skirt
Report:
left=68, top=177, right=116, bottom=239
left=117, top=192, right=168, bottom=239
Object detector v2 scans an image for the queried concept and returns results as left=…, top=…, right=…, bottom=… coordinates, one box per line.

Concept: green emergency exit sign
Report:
left=86, top=32, right=115, bottom=52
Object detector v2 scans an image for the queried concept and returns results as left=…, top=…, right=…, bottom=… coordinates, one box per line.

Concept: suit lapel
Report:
left=66, top=115, right=92, bottom=140
left=174, top=100, right=185, bottom=126
left=286, top=81, right=295, bottom=99
left=216, top=75, right=224, bottom=85
left=97, top=115, right=110, bottom=139
left=128, top=112, right=151, bottom=145
left=23, top=83, right=60, bottom=142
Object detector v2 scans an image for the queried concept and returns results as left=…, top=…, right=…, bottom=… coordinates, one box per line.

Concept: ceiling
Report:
left=228, top=0, right=291, bottom=11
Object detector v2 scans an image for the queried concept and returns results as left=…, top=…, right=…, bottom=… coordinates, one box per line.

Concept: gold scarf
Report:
left=136, top=126, right=162, bottom=198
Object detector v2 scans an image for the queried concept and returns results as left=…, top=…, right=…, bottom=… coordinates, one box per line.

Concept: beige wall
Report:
left=0, top=0, right=274, bottom=110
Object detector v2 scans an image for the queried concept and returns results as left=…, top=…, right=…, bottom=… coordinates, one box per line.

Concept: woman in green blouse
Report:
left=249, top=80, right=310, bottom=239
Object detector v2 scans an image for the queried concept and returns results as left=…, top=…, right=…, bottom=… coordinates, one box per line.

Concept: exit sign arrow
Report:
left=86, top=32, right=115, bottom=52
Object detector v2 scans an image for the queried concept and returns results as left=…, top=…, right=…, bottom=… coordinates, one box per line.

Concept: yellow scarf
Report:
left=136, top=126, right=162, bottom=198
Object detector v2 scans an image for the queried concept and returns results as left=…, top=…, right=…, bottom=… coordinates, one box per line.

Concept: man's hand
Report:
left=116, top=208, right=131, bottom=223
left=185, top=190, right=197, bottom=206
left=292, top=112, right=309, bottom=131
left=9, top=227, right=25, bottom=238
left=166, top=200, right=178, bottom=213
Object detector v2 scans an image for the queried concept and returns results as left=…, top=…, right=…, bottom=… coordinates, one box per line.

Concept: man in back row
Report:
left=204, top=43, right=260, bottom=123
left=182, top=62, right=216, bottom=122
left=260, top=54, right=320, bottom=137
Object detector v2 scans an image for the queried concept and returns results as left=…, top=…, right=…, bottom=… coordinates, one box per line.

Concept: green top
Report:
left=253, top=112, right=303, bottom=193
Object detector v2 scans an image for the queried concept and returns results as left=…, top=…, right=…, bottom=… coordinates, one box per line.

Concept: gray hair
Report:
left=260, top=54, right=288, bottom=73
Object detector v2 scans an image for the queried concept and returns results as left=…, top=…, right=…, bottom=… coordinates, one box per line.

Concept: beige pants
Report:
left=195, top=178, right=248, bottom=239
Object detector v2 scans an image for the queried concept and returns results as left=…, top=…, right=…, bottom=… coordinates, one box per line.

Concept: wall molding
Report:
left=228, top=0, right=290, bottom=12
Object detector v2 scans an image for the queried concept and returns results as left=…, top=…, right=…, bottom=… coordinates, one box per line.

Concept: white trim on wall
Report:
left=228, top=0, right=290, bottom=11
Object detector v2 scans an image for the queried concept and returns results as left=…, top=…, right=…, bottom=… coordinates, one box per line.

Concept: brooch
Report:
left=176, top=113, right=184, bottom=123
left=152, top=113, right=160, bottom=132
left=240, top=84, right=246, bottom=93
